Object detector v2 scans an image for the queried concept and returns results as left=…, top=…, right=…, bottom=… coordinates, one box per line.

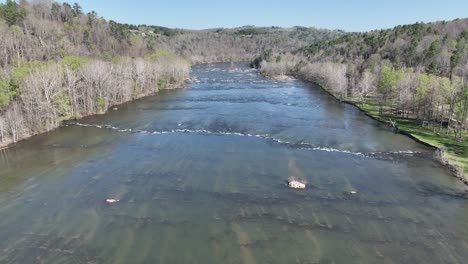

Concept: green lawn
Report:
left=355, top=99, right=468, bottom=178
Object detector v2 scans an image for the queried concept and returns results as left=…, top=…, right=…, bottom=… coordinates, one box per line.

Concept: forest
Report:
left=0, top=0, right=192, bottom=147
left=153, top=26, right=343, bottom=64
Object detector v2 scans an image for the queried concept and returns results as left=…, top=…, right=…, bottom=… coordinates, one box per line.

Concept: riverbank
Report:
left=311, top=80, right=467, bottom=183
left=347, top=99, right=467, bottom=182
left=0, top=55, right=190, bottom=150
left=259, top=68, right=467, bottom=183
left=0, top=81, right=188, bottom=150
left=255, top=56, right=468, bottom=184
left=1, top=60, right=250, bottom=151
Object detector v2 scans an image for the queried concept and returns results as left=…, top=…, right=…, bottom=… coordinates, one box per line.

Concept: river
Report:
left=0, top=63, right=467, bottom=263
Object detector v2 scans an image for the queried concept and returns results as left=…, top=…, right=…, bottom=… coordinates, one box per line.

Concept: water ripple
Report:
left=70, top=122, right=423, bottom=159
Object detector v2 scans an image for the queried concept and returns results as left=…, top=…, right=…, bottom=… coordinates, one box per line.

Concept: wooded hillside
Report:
left=154, top=26, right=343, bottom=63
left=0, top=0, right=191, bottom=147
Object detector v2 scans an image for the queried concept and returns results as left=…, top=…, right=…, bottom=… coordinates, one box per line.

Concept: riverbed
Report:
left=0, top=63, right=467, bottom=263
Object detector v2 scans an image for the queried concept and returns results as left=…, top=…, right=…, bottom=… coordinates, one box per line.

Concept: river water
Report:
left=1, top=63, right=468, bottom=264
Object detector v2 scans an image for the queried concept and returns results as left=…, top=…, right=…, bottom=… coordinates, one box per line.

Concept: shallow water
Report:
left=1, top=63, right=468, bottom=264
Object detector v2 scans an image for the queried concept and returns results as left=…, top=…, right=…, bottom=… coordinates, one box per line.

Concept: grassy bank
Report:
left=352, top=99, right=467, bottom=178
left=331, top=95, right=467, bottom=183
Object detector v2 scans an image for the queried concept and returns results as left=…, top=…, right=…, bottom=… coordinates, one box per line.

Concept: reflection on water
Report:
left=0, top=63, right=467, bottom=264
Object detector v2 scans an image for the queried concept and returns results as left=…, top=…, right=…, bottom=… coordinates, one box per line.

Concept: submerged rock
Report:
left=288, top=180, right=306, bottom=189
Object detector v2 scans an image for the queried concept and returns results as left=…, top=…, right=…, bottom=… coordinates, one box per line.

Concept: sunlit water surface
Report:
left=1, top=63, right=468, bottom=264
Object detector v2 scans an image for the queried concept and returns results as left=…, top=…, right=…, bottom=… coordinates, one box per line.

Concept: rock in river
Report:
left=288, top=180, right=306, bottom=189
left=106, top=199, right=120, bottom=204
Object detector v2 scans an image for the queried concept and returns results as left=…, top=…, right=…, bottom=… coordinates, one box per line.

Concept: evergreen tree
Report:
left=0, top=0, right=27, bottom=26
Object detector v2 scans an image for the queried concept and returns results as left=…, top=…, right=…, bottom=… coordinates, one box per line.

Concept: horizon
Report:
left=57, top=0, right=468, bottom=32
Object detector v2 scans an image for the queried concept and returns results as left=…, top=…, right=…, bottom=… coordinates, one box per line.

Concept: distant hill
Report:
left=298, top=19, right=468, bottom=77
left=0, top=0, right=344, bottom=68
left=130, top=25, right=344, bottom=63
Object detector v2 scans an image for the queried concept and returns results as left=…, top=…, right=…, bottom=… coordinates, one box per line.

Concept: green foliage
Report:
left=450, top=39, right=465, bottom=72
left=8, top=61, right=47, bottom=97
left=427, top=40, right=441, bottom=58
left=461, top=29, right=468, bottom=39
left=454, top=85, right=468, bottom=121
left=236, top=27, right=267, bottom=36
left=62, top=56, right=90, bottom=71
left=145, top=49, right=189, bottom=65
left=87, top=11, right=97, bottom=25
left=129, top=24, right=180, bottom=37
left=440, top=77, right=454, bottom=101
left=427, top=60, right=440, bottom=75
left=95, top=96, right=106, bottom=111
left=294, top=60, right=307, bottom=72
left=157, top=79, right=167, bottom=90
left=416, top=74, right=431, bottom=104
left=151, top=25, right=180, bottom=37
left=450, top=52, right=461, bottom=71
left=72, top=3, right=83, bottom=16
left=378, top=66, right=404, bottom=97
left=299, top=20, right=468, bottom=77
left=0, top=0, right=27, bottom=26
left=425, top=40, right=442, bottom=74
left=109, top=20, right=130, bottom=42
left=10, top=66, right=30, bottom=97
left=250, top=49, right=273, bottom=68
left=146, top=49, right=177, bottom=61
left=9, top=24, right=23, bottom=34
left=53, top=91, right=71, bottom=117
left=0, top=77, right=10, bottom=110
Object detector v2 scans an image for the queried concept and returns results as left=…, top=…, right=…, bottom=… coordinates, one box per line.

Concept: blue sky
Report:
left=62, top=0, right=468, bottom=31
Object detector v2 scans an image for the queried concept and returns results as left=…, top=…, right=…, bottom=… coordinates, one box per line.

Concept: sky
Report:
left=61, top=0, right=468, bottom=32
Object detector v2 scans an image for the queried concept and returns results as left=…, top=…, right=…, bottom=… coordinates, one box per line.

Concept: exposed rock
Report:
left=105, top=199, right=120, bottom=204
left=288, top=180, right=306, bottom=189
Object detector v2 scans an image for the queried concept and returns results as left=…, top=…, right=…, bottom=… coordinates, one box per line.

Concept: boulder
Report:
left=106, top=199, right=120, bottom=204
left=288, top=180, right=306, bottom=189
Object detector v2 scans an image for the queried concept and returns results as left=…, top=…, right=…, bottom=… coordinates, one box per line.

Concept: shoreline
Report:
left=0, top=83, right=187, bottom=151
left=0, top=61, right=253, bottom=151
left=258, top=71, right=467, bottom=184
left=294, top=75, right=467, bottom=184
left=343, top=99, right=467, bottom=184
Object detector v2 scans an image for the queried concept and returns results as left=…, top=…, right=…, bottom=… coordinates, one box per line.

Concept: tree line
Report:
left=143, top=26, right=343, bottom=64
left=0, top=54, right=189, bottom=146
left=0, top=0, right=192, bottom=147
